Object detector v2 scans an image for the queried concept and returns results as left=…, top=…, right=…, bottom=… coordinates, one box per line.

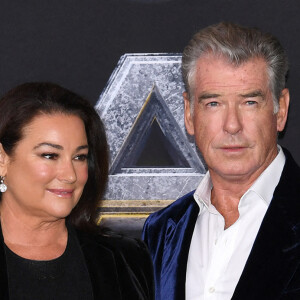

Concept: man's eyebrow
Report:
left=198, top=93, right=221, bottom=102
left=33, top=143, right=89, bottom=151
left=240, top=90, right=265, bottom=98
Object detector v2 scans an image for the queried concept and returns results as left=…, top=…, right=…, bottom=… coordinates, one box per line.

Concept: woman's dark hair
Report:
left=0, top=82, right=109, bottom=231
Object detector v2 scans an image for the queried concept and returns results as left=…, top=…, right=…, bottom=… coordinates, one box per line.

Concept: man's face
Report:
left=184, top=55, right=289, bottom=183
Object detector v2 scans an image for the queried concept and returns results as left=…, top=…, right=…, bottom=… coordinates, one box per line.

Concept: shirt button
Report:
left=209, top=287, right=215, bottom=293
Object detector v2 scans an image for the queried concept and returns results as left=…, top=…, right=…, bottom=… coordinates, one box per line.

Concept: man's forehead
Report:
left=194, top=54, right=269, bottom=89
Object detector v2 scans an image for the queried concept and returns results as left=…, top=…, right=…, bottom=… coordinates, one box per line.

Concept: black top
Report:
left=4, top=229, right=94, bottom=300
left=0, top=223, right=154, bottom=300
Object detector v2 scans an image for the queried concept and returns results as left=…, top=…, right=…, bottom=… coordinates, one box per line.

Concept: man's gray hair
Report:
left=182, top=22, right=289, bottom=113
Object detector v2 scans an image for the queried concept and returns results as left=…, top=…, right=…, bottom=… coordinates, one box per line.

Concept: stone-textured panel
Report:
left=95, top=53, right=206, bottom=204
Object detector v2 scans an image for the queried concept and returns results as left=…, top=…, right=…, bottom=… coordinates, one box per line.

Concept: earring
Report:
left=0, top=176, right=7, bottom=193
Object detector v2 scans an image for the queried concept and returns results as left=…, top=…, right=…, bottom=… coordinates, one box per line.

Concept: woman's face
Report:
left=1, top=113, right=89, bottom=222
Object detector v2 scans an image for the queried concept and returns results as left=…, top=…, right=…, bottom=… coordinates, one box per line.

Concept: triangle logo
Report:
left=110, top=85, right=203, bottom=174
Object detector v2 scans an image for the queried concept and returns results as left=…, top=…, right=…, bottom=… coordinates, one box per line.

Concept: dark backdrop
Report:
left=1, top=0, right=299, bottom=164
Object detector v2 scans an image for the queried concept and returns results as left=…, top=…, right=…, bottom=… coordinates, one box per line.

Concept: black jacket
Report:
left=143, top=148, right=300, bottom=299
left=0, top=225, right=154, bottom=300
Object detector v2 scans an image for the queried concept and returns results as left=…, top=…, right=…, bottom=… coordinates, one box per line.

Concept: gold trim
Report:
left=97, top=213, right=149, bottom=225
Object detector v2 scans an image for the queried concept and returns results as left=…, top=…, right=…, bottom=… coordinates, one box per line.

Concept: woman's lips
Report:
left=47, top=189, right=74, bottom=197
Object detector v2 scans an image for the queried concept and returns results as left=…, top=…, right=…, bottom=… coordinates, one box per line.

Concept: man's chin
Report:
left=210, top=165, right=258, bottom=181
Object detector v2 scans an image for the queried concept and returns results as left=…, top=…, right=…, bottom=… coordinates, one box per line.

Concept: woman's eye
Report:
left=41, top=153, right=58, bottom=160
left=74, top=154, right=88, bottom=161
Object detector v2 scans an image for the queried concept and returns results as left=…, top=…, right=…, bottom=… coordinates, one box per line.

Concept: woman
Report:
left=0, top=82, right=154, bottom=299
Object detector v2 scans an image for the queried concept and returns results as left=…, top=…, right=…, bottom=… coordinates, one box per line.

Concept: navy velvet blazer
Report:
left=142, top=149, right=300, bottom=299
left=0, top=225, right=154, bottom=300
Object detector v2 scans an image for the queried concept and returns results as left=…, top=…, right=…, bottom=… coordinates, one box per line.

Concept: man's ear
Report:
left=277, top=88, right=290, bottom=132
left=0, top=143, right=9, bottom=176
left=183, top=92, right=195, bottom=136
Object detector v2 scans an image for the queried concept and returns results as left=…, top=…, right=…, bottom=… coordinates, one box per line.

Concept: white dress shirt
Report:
left=186, top=146, right=285, bottom=300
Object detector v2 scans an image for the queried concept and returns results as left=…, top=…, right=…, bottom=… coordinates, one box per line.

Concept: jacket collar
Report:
left=159, top=193, right=199, bottom=300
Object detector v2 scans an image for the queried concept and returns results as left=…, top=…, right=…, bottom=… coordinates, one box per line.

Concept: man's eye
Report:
left=74, top=154, right=88, bottom=161
left=207, top=101, right=219, bottom=107
left=41, top=153, right=58, bottom=160
left=246, top=100, right=258, bottom=105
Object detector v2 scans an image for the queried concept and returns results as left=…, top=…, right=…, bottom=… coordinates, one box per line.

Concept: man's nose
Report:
left=223, top=105, right=242, bottom=135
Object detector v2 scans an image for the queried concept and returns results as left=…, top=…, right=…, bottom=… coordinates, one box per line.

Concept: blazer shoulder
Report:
left=277, top=148, right=300, bottom=203
left=275, top=148, right=300, bottom=222
left=77, top=229, right=151, bottom=264
left=92, top=232, right=149, bottom=255
left=76, top=229, right=154, bottom=300
left=282, top=148, right=300, bottom=178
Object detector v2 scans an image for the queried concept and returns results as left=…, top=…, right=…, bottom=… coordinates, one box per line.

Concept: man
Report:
left=142, top=22, right=300, bottom=299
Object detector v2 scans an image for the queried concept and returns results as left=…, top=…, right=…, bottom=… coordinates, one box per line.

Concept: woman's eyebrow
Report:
left=33, top=143, right=88, bottom=151
left=33, top=142, right=63, bottom=150
left=77, top=145, right=89, bottom=151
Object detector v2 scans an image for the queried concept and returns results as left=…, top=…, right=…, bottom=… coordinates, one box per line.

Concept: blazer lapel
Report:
left=232, top=150, right=300, bottom=299
left=75, top=231, right=122, bottom=300
left=160, top=198, right=199, bottom=300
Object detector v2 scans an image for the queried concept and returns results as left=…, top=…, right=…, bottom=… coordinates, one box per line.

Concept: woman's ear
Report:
left=0, top=143, right=9, bottom=176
